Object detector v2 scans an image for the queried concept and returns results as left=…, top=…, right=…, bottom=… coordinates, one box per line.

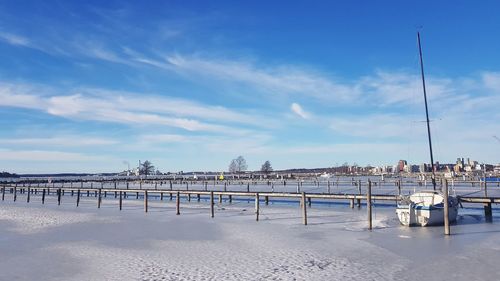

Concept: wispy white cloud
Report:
left=164, top=55, right=358, bottom=103
left=139, top=134, right=188, bottom=143
left=482, top=71, right=500, bottom=93
left=329, top=114, right=421, bottom=139
left=0, top=83, right=47, bottom=110
left=0, top=137, right=118, bottom=147
left=0, top=31, right=31, bottom=47
left=0, top=149, right=108, bottom=162
left=0, top=83, right=270, bottom=134
left=290, top=103, right=310, bottom=119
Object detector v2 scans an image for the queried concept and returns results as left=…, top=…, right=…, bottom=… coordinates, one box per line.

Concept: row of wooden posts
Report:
left=0, top=180, right=383, bottom=230
left=2, top=179, right=496, bottom=235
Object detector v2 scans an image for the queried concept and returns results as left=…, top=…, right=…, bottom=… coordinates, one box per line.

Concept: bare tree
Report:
left=234, top=156, right=248, bottom=173
left=229, top=156, right=247, bottom=173
left=228, top=159, right=238, bottom=173
left=140, top=160, right=155, bottom=177
left=261, top=160, right=273, bottom=174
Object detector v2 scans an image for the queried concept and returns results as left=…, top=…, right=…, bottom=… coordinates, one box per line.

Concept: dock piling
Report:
left=97, top=189, right=102, bottom=208
left=301, top=192, right=307, bottom=225
left=484, top=203, right=492, bottom=222
left=367, top=180, right=372, bottom=230
left=119, top=191, right=123, bottom=210
left=255, top=193, right=260, bottom=221
left=57, top=188, right=61, bottom=205
left=77, top=189, right=80, bottom=207
left=210, top=191, right=214, bottom=218
left=444, top=180, right=450, bottom=235
left=176, top=191, right=180, bottom=215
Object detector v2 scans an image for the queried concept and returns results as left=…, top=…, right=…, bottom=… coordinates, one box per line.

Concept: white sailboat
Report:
left=396, top=32, right=459, bottom=226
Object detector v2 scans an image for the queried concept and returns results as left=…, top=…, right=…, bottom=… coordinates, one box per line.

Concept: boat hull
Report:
left=396, top=204, right=458, bottom=226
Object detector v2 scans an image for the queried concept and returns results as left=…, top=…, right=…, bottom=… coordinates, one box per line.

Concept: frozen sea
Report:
left=0, top=193, right=499, bottom=281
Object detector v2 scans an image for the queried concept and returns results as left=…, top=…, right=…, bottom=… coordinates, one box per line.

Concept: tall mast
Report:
left=417, top=32, right=437, bottom=190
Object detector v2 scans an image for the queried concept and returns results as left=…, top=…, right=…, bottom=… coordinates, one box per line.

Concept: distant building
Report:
left=494, top=164, right=500, bottom=174
left=410, top=165, right=420, bottom=173
left=397, top=160, right=407, bottom=173
left=419, top=163, right=428, bottom=173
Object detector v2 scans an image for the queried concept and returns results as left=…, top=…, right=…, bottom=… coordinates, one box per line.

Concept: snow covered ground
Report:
left=0, top=195, right=499, bottom=281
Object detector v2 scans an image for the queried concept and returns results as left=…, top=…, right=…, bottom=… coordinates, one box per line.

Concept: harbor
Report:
left=1, top=176, right=498, bottom=233
left=1, top=182, right=499, bottom=281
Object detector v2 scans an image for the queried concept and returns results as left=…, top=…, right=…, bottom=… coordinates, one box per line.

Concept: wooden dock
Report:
left=1, top=179, right=498, bottom=236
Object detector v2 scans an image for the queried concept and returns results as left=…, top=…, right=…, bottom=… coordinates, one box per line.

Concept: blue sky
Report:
left=0, top=1, right=499, bottom=173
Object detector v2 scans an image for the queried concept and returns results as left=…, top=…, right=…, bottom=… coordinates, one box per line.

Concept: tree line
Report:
left=228, top=156, right=273, bottom=174
left=135, top=156, right=273, bottom=177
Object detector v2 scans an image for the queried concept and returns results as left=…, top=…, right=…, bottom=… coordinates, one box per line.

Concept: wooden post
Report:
left=210, top=191, right=214, bottom=218
left=176, top=191, right=180, bottom=215
left=367, top=180, right=372, bottom=230
left=255, top=193, right=260, bottom=221
left=57, top=188, right=61, bottom=205
left=484, top=203, right=493, bottom=222
left=144, top=190, right=148, bottom=212
left=77, top=189, right=80, bottom=207
left=97, top=188, right=102, bottom=208
left=484, top=180, right=488, bottom=197
left=301, top=192, right=307, bottom=225
left=443, top=180, right=450, bottom=235
left=119, top=191, right=123, bottom=210
left=26, top=186, right=31, bottom=203
left=42, top=189, right=46, bottom=204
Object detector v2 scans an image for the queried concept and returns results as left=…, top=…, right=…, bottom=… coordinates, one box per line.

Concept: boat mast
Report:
left=417, top=32, right=437, bottom=190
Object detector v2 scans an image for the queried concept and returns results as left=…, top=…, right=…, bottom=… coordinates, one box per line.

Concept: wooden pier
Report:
left=1, top=179, right=498, bottom=236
